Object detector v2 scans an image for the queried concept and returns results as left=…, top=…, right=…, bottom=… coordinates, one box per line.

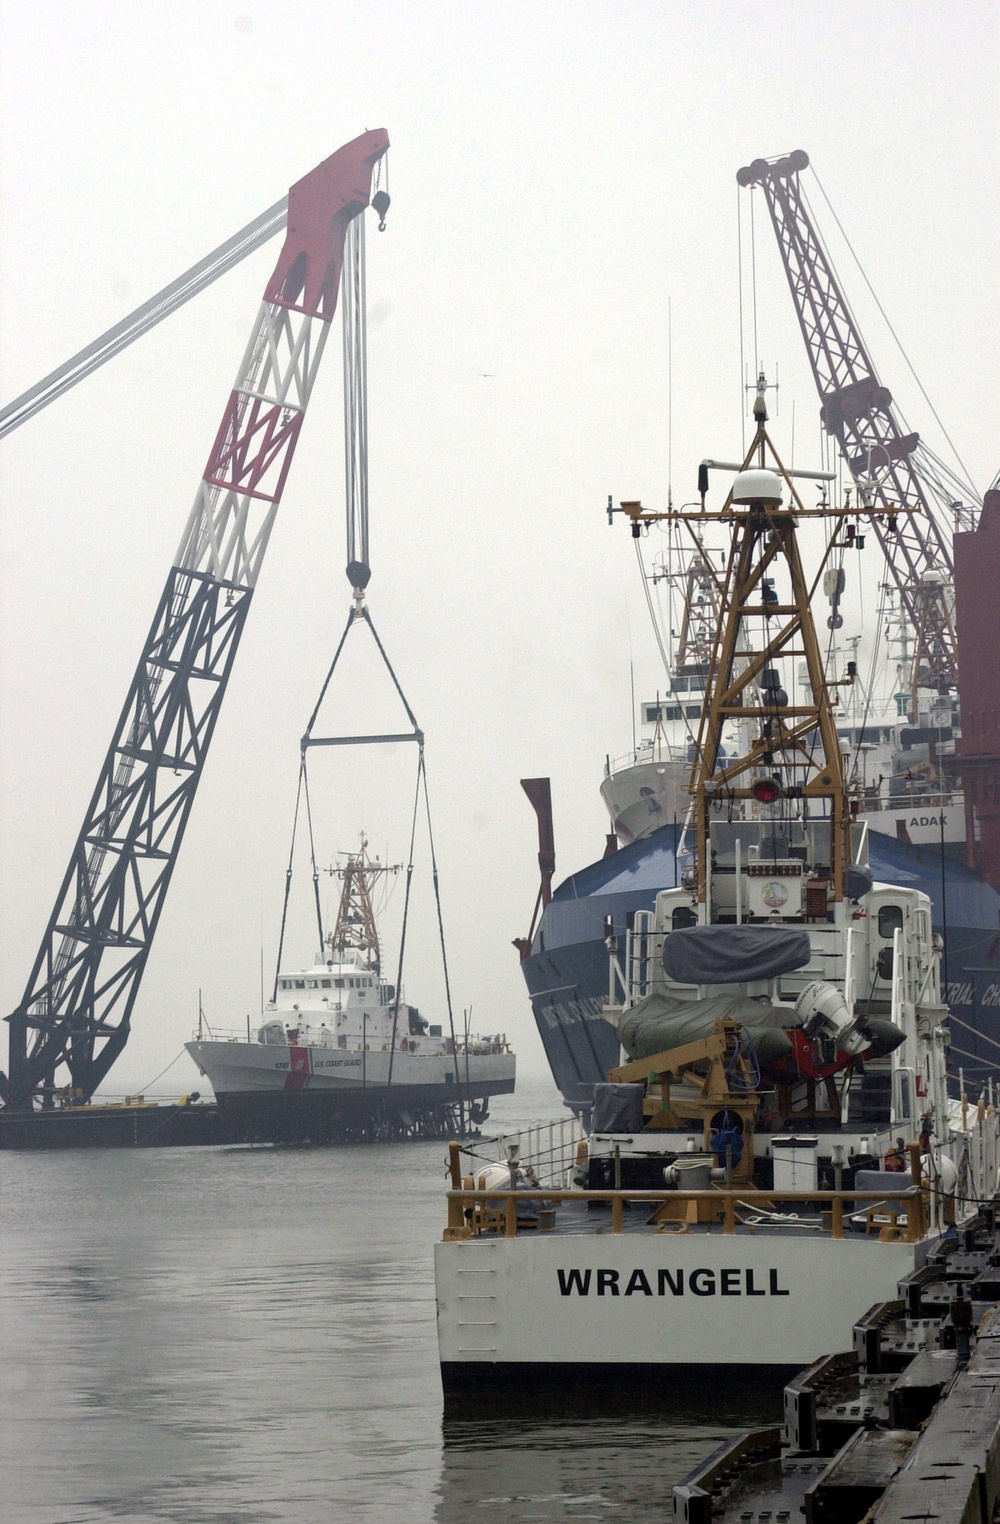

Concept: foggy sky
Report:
left=1, top=1, right=997, bottom=1095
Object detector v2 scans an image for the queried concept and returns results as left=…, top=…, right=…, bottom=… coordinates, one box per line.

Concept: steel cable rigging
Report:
left=270, top=187, right=465, bottom=1117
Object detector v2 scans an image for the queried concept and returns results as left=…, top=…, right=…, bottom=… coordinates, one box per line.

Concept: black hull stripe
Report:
left=440, top=1360, right=796, bottom=1418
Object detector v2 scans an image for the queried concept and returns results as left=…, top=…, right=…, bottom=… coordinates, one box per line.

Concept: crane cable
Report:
left=419, top=752, right=465, bottom=1102
left=386, top=751, right=422, bottom=1090
left=385, top=747, right=462, bottom=1101
left=342, top=214, right=370, bottom=584
left=302, top=758, right=325, bottom=957
left=0, top=197, right=288, bottom=439
left=382, top=749, right=463, bottom=1109
left=272, top=757, right=306, bottom=1003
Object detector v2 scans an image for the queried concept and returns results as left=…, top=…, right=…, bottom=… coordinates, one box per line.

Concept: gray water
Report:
left=1, top=1080, right=753, bottom=1522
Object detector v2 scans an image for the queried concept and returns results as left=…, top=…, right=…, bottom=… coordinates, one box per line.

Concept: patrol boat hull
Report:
left=186, top=1038, right=515, bottom=1143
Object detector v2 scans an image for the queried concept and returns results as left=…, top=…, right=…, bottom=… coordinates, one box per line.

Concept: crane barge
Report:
left=0, top=130, right=389, bottom=1133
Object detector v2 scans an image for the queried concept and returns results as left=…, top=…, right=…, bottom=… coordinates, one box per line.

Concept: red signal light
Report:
left=752, top=776, right=783, bottom=804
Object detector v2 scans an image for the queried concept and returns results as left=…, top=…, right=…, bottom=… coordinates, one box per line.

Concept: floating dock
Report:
left=674, top=1204, right=1000, bottom=1524
left=0, top=1099, right=221, bottom=1150
left=0, top=1094, right=485, bottom=1149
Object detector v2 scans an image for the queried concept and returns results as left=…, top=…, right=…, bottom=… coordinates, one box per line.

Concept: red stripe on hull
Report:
left=283, top=1046, right=312, bottom=1091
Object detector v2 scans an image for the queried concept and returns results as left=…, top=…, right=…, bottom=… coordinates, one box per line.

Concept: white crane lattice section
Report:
left=176, top=302, right=331, bottom=588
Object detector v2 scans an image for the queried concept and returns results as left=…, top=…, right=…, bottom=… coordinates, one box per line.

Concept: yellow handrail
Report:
left=443, top=1184, right=928, bottom=1243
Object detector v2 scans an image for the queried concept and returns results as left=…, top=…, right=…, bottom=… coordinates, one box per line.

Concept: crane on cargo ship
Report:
left=737, top=151, right=981, bottom=720
left=0, top=130, right=390, bottom=1113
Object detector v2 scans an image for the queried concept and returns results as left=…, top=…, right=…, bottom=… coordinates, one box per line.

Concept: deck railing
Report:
left=444, top=1144, right=930, bottom=1244
left=443, top=1185, right=930, bottom=1243
left=191, top=1026, right=510, bottom=1054
left=456, top=1117, right=585, bottom=1190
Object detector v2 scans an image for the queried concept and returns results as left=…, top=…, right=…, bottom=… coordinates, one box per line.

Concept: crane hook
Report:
left=371, top=190, right=390, bottom=231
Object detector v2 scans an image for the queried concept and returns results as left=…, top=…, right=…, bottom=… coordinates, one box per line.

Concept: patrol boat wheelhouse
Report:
left=434, top=399, right=1000, bottom=1407
left=188, top=842, right=515, bottom=1142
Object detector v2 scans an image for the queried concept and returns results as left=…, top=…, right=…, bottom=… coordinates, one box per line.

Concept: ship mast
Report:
left=327, top=838, right=400, bottom=974
left=664, top=543, right=722, bottom=672
left=616, top=377, right=908, bottom=905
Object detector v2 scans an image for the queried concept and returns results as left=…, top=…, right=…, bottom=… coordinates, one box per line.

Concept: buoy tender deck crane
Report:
left=1, top=130, right=389, bottom=1113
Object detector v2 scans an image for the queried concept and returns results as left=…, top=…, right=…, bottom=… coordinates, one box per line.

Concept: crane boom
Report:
left=737, top=151, right=977, bottom=709
left=0, top=198, right=288, bottom=440
left=2, top=129, right=389, bottom=1112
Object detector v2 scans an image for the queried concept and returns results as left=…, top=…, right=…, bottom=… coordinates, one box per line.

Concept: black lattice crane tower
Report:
left=737, top=150, right=980, bottom=718
left=1, top=130, right=389, bottom=1113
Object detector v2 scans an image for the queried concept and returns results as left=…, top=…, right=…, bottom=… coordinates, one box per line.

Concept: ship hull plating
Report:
left=440, top=1359, right=797, bottom=1415
left=435, top=1229, right=919, bottom=1412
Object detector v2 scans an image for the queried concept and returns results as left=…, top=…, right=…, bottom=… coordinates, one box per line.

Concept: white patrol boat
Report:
left=187, top=842, right=515, bottom=1142
left=434, top=394, right=1000, bottom=1409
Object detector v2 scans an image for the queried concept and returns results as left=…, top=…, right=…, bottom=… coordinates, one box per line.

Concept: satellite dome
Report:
left=732, top=469, right=783, bottom=505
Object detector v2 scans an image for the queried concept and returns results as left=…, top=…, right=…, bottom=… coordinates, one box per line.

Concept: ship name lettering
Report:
left=556, top=1266, right=790, bottom=1297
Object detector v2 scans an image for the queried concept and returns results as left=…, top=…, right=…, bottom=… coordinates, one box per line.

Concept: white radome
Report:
left=731, top=468, right=783, bottom=504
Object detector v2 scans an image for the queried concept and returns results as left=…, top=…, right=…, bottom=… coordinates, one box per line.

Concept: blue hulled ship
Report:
left=521, top=819, right=1000, bottom=1113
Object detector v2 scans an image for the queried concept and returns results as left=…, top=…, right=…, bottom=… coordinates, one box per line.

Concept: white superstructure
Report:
left=188, top=947, right=513, bottom=1098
